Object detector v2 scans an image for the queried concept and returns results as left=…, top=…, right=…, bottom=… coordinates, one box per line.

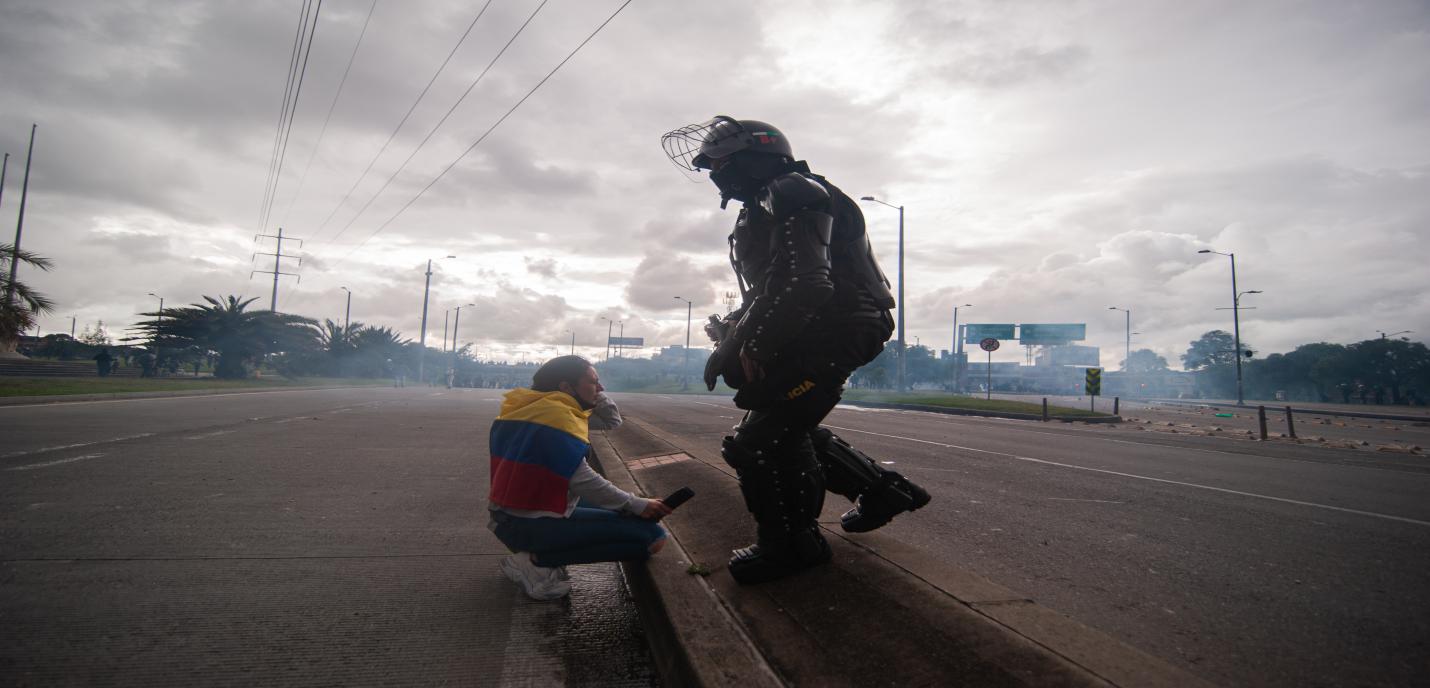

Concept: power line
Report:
left=350, top=0, right=636, bottom=255
left=259, top=0, right=324, bottom=237
left=257, top=0, right=312, bottom=234
left=280, top=0, right=380, bottom=227
left=322, top=0, right=548, bottom=246
left=307, top=0, right=496, bottom=241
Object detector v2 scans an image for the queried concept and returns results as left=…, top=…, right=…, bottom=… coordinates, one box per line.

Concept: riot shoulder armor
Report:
left=757, top=172, right=831, bottom=221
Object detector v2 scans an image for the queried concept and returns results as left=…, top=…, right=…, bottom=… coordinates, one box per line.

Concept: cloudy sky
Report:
left=2, top=0, right=1426, bottom=368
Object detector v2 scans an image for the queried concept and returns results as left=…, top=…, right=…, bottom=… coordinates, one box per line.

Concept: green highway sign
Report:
left=964, top=324, right=1016, bottom=343
left=1020, top=323, right=1087, bottom=345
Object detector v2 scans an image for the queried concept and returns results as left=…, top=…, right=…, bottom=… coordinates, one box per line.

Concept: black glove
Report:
left=703, top=336, right=744, bottom=391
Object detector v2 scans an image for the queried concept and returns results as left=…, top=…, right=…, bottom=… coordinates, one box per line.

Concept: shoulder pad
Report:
left=757, top=173, right=830, bottom=220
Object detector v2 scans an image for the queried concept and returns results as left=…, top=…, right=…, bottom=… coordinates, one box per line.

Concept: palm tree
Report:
left=131, top=295, right=316, bottom=378
left=1, top=242, right=55, bottom=354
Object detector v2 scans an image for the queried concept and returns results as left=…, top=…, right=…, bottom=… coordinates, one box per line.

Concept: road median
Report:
left=591, top=416, right=1206, bottom=687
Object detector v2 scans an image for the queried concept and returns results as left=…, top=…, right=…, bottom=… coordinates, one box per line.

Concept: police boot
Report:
left=839, top=472, right=931, bottom=533
left=721, top=436, right=830, bottom=584
left=810, top=428, right=932, bottom=533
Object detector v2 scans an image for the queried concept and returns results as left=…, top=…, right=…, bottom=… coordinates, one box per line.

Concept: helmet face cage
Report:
left=661, top=116, right=746, bottom=172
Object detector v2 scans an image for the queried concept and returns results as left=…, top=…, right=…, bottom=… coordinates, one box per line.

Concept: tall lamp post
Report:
left=600, top=316, right=614, bottom=362
left=859, top=195, right=906, bottom=391
left=451, top=302, right=474, bottom=367
left=674, top=296, right=693, bottom=390
left=1108, top=307, right=1130, bottom=371
left=564, top=329, right=575, bottom=355
left=339, top=286, right=352, bottom=331
left=952, top=303, right=971, bottom=391
left=146, top=292, right=164, bottom=346
left=1198, top=249, right=1259, bottom=405
left=418, top=255, right=456, bottom=384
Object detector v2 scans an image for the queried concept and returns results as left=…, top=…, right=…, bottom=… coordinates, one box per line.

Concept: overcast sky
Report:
left=2, top=0, right=1426, bottom=368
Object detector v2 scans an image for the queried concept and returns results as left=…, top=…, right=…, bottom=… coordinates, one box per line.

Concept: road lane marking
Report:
left=1048, top=498, right=1126, bottom=504
left=184, top=430, right=235, bottom=440
left=6, top=453, right=106, bottom=471
left=1, top=433, right=155, bottom=458
left=0, top=386, right=378, bottom=409
left=823, top=424, right=1430, bottom=528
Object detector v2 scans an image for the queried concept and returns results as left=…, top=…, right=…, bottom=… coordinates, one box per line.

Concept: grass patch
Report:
left=0, top=376, right=390, bottom=398
left=841, top=389, right=1112, bottom=417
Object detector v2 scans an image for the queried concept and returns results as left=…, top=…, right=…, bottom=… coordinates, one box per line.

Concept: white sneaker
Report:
left=500, top=553, right=570, bottom=600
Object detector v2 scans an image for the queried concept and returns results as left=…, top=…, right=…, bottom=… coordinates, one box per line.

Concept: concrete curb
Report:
left=1145, top=399, right=1429, bottom=423
left=596, top=417, right=1210, bottom=688
left=840, top=398, right=1123, bottom=423
left=588, top=431, right=784, bottom=688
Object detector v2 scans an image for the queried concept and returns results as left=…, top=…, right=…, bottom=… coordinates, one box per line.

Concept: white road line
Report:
left=0, top=387, right=360, bottom=410
left=824, top=424, right=1430, bottom=528
left=6, top=453, right=106, bottom=471
left=1, top=433, right=155, bottom=458
left=184, top=430, right=235, bottom=440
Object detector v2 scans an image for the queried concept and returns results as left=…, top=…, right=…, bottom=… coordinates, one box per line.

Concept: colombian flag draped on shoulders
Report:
left=489, top=388, right=592, bottom=515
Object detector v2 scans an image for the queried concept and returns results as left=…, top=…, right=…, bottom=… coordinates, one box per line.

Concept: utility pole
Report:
left=0, top=153, right=8, bottom=217
left=6, top=125, right=37, bottom=307
left=417, top=256, right=454, bottom=384
left=340, top=286, right=351, bottom=330
left=675, top=296, right=693, bottom=389
left=252, top=227, right=302, bottom=311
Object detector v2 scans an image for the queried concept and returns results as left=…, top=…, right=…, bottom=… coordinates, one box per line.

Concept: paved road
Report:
left=0, top=387, right=659, bottom=686
left=614, top=392, right=1430, bottom=688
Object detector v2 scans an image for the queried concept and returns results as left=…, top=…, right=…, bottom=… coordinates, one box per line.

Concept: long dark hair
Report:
left=531, top=355, right=593, bottom=392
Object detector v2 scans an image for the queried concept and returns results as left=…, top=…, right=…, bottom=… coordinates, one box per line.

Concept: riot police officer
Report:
left=661, top=116, right=932, bottom=583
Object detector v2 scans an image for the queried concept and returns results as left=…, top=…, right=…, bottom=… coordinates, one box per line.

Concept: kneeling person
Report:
left=488, top=356, right=672, bottom=600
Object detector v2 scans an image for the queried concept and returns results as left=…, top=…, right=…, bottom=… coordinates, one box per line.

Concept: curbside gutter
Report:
left=839, top=398, right=1123, bottom=423
left=589, top=431, right=784, bottom=688
left=592, top=419, right=1210, bottom=688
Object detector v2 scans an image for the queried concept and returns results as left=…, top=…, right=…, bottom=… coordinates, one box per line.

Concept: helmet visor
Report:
left=661, top=116, right=746, bottom=172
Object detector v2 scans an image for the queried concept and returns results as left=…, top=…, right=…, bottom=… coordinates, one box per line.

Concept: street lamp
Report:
left=564, top=329, right=575, bottom=355
left=339, top=286, right=352, bottom=331
left=674, top=296, right=693, bottom=390
left=600, top=316, right=615, bottom=362
left=146, top=292, right=164, bottom=345
left=418, top=255, right=456, bottom=384
left=451, top=300, right=474, bottom=359
left=952, top=303, right=971, bottom=391
left=1108, top=307, right=1130, bottom=371
left=860, top=195, right=906, bottom=391
left=1198, top=249, right=1256, bottom=405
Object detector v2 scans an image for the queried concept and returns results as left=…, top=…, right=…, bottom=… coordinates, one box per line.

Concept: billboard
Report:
left=608, top=337, right=645, bottom=347
left=1019, top=323, right=1086, bottom=345
left=963, top=324, right=1015, bottom=343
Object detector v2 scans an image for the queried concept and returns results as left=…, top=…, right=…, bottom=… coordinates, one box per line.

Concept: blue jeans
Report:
left=491, top=507, right=667, bottom=567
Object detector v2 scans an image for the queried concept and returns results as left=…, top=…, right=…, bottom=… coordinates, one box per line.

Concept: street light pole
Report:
left=146, top=292, right=164, bottom=346
left=565, top=330, right=575, bottom=355
left=442, top=310, right=450, bottom=353
left=601, top=317, right=613, bottom=362
left=952, top=303, right=971, bottom=391
left=860, top=196, right=906, bottom=391
left=1108, top=307, right=1130, bottom=371
left=1199, top=249, right=1257, bottom=405
left=675, top=296, right=693, bottom=390
left=452, top=303, right=474, bottom=370
left=418, top=255, right=456, bottom=385
left=618, top=321, right=625, bottom=358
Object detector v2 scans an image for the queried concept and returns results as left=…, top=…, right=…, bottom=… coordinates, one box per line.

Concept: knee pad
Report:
left=811, top=428, right=884, bottom=500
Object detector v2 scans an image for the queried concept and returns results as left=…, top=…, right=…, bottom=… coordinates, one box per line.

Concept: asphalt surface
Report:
left=612, top=392, right=1430, bottom=688
left=0, top=387, right=660, bottom=687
